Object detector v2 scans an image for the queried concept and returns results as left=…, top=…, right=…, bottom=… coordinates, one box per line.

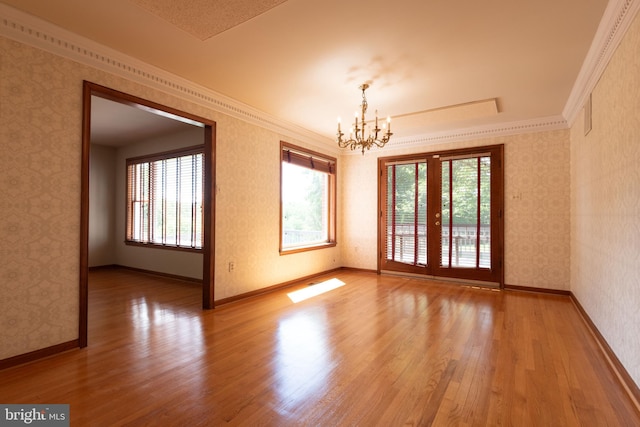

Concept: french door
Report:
left=378, top=145, right=503, bottom=286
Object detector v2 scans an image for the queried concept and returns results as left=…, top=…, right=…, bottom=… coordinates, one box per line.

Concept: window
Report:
left=280, top=142, right=337, bottom=253
left=126, top=146, right=203, bottom=250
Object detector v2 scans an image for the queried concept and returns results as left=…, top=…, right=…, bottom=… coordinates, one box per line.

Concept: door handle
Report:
left=435, top=213, right=441, bottom=218
left=435, top=221, right=440, bottom=226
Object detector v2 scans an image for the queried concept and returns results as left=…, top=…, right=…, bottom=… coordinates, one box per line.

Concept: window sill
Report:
left=280, top=241, right=337, bottom=255
left=125, top=241, right=203, bottom=253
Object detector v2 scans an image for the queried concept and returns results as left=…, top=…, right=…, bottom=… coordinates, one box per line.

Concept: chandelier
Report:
left=336, top=83, right=392, bottom=154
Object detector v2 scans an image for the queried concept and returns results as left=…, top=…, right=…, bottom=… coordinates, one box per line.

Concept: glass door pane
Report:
left=440, top=155, right=491, bottom=269
left=384, top=160, right=427, bottom=268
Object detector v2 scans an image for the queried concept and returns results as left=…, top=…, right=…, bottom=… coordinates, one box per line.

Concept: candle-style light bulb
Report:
left=337, top=116, right=341, bottom=132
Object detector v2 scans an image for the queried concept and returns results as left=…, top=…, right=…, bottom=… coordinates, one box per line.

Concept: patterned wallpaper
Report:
left=1, top=37, right=83, bottom=358
left=570, top=10, right=640, bottom=387
left=341, top=129, right=571, bottom=290
left=2, top=8, right=637, bottom=392
left=214, top=120, right=341, bottom=299
left=0, top=36, right=340, bottom=360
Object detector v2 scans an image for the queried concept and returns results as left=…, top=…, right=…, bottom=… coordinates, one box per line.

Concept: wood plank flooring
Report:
left=1, top=268, right=638, bottom=426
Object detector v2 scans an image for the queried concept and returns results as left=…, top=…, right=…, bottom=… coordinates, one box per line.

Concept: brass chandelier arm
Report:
left=336, top=132, right=393, bottom=154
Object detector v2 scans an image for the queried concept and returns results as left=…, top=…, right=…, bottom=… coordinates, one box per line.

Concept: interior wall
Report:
left=113, top=127, right=204, bottom=279
left=341, top=129, right=571, bottom=291
left=1, top=36, right=82, bottom=359
left=214, top=122, right=341, bottom=299
left=569, top=11, right=640, bottom=387
left=0, top=35, right=340, bottom=360
left=89, top=144, right=116, bottom=267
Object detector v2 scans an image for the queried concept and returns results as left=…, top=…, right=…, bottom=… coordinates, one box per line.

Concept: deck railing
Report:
left=387, top=224, right=490, bottom=268
left=283, top=230, right=324, bottom=246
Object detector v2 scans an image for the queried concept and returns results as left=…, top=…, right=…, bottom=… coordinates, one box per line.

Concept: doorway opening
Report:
left=378, top=145, right=503, bottom=286
left=80, top=81, right=216, bottom=347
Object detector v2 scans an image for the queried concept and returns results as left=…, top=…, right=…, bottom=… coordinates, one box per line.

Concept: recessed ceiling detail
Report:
left=2, top=0, right=636, bottom=147
left=385, top=99, right=499, bottom=136
left=131, top=0, right=288, bottom=40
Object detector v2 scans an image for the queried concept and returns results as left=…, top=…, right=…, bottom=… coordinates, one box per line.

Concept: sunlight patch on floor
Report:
left=287, top=278, right=346, bottom=303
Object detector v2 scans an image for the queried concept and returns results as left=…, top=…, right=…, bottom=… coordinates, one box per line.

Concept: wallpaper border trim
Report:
left=564, top=0, right=640, bottom=126
left=2, top=2, right=635, bottom=149
left=0, top=3, right=332, bottom=150
left=383, top=115, right=568, bottom=152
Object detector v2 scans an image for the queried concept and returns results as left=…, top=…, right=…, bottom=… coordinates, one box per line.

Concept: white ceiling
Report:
left=90, top=96, right=196, bottom=147
left=1, top=0, right=612, bottom=145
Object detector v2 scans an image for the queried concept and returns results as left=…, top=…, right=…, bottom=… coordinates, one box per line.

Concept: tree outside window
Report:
left=280, top=143, right=336, bottom=253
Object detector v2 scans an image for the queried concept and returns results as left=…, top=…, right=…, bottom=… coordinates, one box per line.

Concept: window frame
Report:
left=280, top=142, right=337, bottom=254
left=125, top=145, right=204, bottom=252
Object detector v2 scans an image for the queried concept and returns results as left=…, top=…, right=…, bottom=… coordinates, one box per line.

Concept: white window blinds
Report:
left=126, top=146, right=203, bottom=250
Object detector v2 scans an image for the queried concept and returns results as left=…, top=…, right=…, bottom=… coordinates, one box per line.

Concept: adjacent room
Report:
left=1, top=0, right=639, bottom=424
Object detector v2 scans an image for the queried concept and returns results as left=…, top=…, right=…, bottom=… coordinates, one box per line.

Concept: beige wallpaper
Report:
left=1, top=38, right=82, bottom=358
left=341, top=129, right=571, bottom=291
left=570, top=10, right=640, bottom=387
left=0, top=36, right=339, bottom=360
left=2, top=9, right=637, bottom=394
left=214, top=120, right=341, bottom=299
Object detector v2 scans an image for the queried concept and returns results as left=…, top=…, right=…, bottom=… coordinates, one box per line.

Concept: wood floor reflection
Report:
left=1, top=267, right=638, bottom=426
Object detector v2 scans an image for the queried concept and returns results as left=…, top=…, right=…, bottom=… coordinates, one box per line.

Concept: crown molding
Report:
left=2, top=1, right=636, bottom=154
left=0, top=3, right=334, bottom=151
left=342, top=0, right=640, bottom=155
left=339, top=115, right=568, bottom=155
left=563, top=0, right=640, bottom=126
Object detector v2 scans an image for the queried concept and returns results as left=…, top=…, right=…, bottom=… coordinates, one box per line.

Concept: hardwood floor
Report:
left=1, top=268, right=638, bottom=426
